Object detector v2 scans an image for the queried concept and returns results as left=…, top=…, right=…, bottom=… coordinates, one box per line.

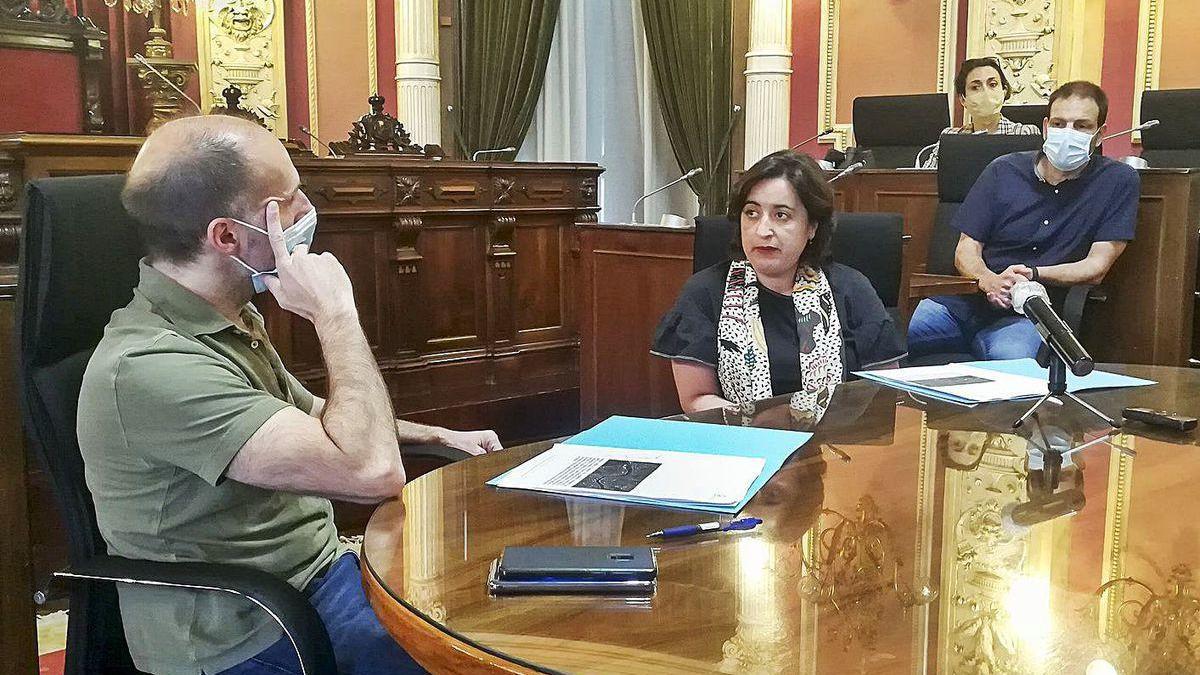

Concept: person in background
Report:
left=906, top=81, right=1140, bottom=362
left=651, top=150, right=906, bottom=414
left=921, top=56, right=1040, bottom=168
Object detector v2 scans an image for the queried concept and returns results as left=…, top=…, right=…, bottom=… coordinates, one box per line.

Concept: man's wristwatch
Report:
left=1028, top=265, right=1039, bottom=282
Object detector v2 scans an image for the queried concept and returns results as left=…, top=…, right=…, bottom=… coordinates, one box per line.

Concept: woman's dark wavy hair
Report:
left=727, top=149, right=835, bottom=268
left=955, top=56, right=1012, bottom=99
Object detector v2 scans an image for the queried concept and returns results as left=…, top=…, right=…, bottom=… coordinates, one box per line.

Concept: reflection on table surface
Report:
left=362, top=364, right=1200, bottom=674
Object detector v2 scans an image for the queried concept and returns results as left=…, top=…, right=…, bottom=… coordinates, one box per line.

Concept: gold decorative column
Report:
left=111, top=0, right=198, bottom=133
left=743, top=0, right=792, bottom=168
left=194, top=0, right=289, bottom=136
left=393, top=0, right=441, bottom=146
left=965, top=0, right=1106, bottom=104
left=402, top=476, right=446, bottom=623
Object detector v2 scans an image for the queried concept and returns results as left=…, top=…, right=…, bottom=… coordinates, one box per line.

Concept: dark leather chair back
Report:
left=16, top=174, right=146, bottom=674
left=1140, top=88, right=1200, bottom=167
left=693, top=212, right=903, bottom=310
left=831, top=212, right=903, bottom=309
left=1001, top=104, right=1047, bottom=129
left=928, top=134, right=1044, bottom=275
left=852, top=94, right=951, bottom=168
left=693, top=215, right=738, bottom=273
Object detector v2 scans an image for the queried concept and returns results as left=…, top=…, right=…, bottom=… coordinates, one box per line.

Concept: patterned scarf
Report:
left=716, top=260, right=843, bottom=405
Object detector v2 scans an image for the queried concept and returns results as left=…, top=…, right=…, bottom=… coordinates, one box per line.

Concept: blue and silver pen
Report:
left=646, top=517, right=763, bottom=539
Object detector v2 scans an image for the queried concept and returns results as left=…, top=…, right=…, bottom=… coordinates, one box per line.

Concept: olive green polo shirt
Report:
left=78, top=261, right=340, bottom=675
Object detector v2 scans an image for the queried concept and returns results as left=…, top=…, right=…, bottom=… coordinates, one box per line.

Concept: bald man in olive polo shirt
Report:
left=77, top=115, right=501, bottom=675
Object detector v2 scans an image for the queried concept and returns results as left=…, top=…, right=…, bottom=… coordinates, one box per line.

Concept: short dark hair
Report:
left=954, top=57, right=1011, bottom=99
left=727, top=150, right=835, bottom=268
left=1048, top=80, right=1109, bottom=125
left=121, top=126, right=258, bottom=263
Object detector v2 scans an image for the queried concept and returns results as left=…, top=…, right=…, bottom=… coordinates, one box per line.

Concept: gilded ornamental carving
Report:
left=196, top=0, right=287, bottom=135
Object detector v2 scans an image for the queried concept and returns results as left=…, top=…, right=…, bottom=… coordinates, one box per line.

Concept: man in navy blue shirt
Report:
left=907, top=81, right=1140, bottom=361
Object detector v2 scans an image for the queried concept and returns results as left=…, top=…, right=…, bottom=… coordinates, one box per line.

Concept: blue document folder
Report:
left=488, top=415, right=813, bottom=514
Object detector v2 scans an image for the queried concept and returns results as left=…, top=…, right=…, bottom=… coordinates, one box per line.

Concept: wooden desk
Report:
left=363, top=364, right=1200, bottom=673
left=576, top=223, right=693, bottom=427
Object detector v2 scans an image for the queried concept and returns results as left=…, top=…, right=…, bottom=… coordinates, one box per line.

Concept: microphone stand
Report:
left=1012, top=345, right=1120, bottom=429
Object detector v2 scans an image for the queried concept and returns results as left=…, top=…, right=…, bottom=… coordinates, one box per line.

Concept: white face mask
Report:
left=1042, top=126, right=1096, bottom=173
left=229, top=207, right=318, bottom=293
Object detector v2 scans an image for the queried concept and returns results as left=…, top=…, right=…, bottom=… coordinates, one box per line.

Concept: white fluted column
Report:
left=394, top=0, right=442, bottom=146
left=744, top=0, right=793, bottom=168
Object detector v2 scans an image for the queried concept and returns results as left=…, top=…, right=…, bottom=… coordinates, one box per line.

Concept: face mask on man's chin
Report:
left=227, top=207, right=319, bottom=294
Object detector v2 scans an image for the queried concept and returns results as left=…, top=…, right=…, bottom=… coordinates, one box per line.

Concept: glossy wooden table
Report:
left=363, top=365, right=1200, bottom=674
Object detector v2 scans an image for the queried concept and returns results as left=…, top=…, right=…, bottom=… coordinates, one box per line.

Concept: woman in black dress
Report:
left=652, top=150, right=905, bottom=413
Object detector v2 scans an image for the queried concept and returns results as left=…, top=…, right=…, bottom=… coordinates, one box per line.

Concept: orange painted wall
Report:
left=1158, top=0, right=1200, bottom=90
left=310, top=1, right=373, bottom=147
left=833, top=0, right=944, bottom=125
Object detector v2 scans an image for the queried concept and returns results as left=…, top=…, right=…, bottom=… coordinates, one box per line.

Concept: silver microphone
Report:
left=1101, top=119, right=1160, bottom=142
left=298, top=126, right=342, bottom=159
left=472, top=147, right=517, bottom=161
left=1012, top=280, right=1093, bottom=376
left=630, top=167, right=703, bottom=224
left=828, top=161, right=865, bottom=183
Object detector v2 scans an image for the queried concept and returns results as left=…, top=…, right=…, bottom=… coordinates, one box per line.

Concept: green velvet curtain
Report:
left=456, top=0, right=561, bottom=160
left=641, top=0, right=734, bottom=215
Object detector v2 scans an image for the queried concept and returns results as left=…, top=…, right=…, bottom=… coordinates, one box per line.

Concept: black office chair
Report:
left=928, top=134, right=1045, bottom=276
left=15, top=175, right=338, bottom=675
left=831, top=212, right=904, bottom=313
left=692, top=213, right=904, bottom=315
left=1140, top=88, right=1200, bottom=167
left=693, top=215, right=738, bottom=273
left=852, top=94, right=951, bottom=169
left=1001, top=104, right=1047, bottom=129
left=916, top=134, right=1095, bottom=365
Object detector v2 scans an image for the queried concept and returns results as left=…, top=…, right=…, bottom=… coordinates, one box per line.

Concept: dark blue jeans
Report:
left=218, top=552, right=425, bottom=675
left=907, top=295, right=1043, bottom=361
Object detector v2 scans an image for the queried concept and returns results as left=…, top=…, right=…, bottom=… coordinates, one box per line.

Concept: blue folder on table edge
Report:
left=486, top=415, right=813, bottom=514
left=854, top=358, right=1155, bottom=405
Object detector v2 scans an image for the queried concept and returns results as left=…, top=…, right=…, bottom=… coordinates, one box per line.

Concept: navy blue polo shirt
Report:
left=953, top=151, right=1140, bottom=272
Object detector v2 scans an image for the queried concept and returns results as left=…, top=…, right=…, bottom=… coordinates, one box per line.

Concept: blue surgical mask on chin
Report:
left=229, top=207, right=319, bottom=293
left=1043, top=126, right=1096, bottom=173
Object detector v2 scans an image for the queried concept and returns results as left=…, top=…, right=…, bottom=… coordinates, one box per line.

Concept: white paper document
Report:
left=492, top=443, right=766, bottom=506
left=857, top=362, right=1050, bottom=404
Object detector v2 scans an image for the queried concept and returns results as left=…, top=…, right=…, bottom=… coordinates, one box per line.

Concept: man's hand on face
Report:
left=260, top=201, right=356, bottom=324
left=438, top=429, right=503, bottom=456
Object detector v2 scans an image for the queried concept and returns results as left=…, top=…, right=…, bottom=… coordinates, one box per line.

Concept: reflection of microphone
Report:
left=133, top=54, right=201, bottom=113
left=1012, top=281, right=1094, bottom=376
left=1002, top=489, right=1085, bottom=533
left=298, top=126, right=342, bottom=159
left=1101, top=118, right=1160, bottom=141
left=791, top=127, right=836, bottom=150
left=472, top=147, right=517, bottom=161
left=827, top=161, right=865, bottom=184
left=631, top=167, right=703, bottom=223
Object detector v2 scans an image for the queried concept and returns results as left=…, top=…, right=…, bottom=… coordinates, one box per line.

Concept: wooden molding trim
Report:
left=1133, top=0, right=1164, bottom=143
left=304, top=0, right=320, bottom=144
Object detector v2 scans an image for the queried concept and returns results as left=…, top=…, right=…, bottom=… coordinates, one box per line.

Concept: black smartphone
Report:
left=496, top=546, right=657, bottom=581
left=487, top=559, right=656, bottom=596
